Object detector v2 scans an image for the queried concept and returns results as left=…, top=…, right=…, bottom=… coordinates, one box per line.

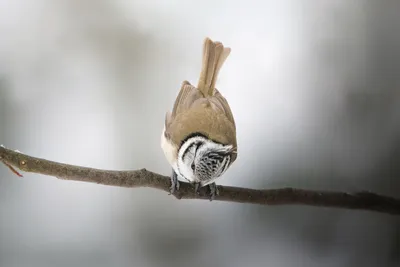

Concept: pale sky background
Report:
left=0, top=1, right=399, bottom=267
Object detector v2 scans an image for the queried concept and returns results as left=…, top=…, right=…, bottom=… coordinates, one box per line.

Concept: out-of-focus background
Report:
left=0, top=1, right=399, bottom=266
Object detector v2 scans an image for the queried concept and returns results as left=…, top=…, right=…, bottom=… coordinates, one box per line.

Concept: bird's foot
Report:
left=169, top=170, right=180, bottom=194
left=208, top=183, right=219, bottom=201
left=194, top=182, right=201, bottom=195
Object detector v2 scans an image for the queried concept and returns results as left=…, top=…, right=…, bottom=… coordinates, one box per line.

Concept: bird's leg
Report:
left=194, top=182, right=201, bottom=195
left=169, top=169, right=180, bottom=194
left=208, top=183, right=219, bottom=201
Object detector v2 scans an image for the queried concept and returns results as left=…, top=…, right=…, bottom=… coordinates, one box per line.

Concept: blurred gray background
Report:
left=0, top=1, right=399, bottom=266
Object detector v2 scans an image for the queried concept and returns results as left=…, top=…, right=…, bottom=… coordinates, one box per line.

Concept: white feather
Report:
left=177, top=136, right=232, bottom=183
left=160, top=126, right=177, bottom=167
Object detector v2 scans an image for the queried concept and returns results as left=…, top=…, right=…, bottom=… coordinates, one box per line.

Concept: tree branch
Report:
left=1, top=145, right=399, bottom=216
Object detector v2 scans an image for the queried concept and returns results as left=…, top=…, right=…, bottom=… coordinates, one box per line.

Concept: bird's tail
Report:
left=197, top=37, right=231, bottom=96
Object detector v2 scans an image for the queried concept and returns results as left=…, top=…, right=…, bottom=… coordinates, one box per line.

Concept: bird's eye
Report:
left=191, top=162, right=195, bottom=171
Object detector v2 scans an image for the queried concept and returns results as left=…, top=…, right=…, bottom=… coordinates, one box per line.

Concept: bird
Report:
left=161, top=37, right=237, bottom=200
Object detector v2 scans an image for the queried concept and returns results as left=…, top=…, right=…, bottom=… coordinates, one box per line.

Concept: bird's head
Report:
left=177, top=133, right=235, bottom=185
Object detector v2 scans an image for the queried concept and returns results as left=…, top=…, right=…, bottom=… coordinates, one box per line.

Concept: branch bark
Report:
left=1, top=146, right=399, bottom=216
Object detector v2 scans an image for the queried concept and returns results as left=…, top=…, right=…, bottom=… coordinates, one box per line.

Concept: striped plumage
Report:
left=161, top=37, right=237, bottom=199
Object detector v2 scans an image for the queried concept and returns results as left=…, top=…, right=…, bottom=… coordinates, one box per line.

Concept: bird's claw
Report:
left=208, top=183, right=219, bottom=201
left=194, top=182, right=201, bottom=195
left=193, top=182, right=219, bottom=200
left=169, top=170, right=180, bottom=194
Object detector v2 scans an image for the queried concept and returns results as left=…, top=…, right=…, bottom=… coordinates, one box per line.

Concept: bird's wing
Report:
left=165, top=81, right=204, bottom=130
left=210, top=88, right=236, bottom=130
left=209, top=88, right=237, bottom=163
left=171, top=81, right=204, bottom=118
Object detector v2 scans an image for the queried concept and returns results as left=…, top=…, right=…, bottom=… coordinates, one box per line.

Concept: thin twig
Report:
left=1, top=146, right=399, bottom=216
left=1, top=158, right=23, bottom=177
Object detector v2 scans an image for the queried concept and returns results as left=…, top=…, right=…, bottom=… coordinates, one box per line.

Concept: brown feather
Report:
left=197, top=38, right=231, bottom=96
left=170, top=81, right=203, bottom=120
left=164, top=37, right=237, bottom=164
left=167, top=99, right=236, bottom=146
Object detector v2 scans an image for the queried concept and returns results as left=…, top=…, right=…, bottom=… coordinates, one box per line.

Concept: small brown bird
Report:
left=161, top=37, right=237, bottom=199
